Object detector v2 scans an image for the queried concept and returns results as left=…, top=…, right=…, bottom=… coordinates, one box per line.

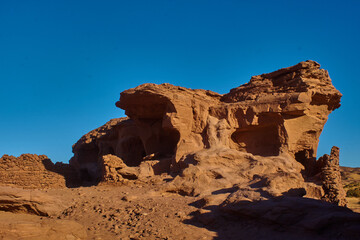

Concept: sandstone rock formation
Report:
left=71, top=60, right=345, bottom=206
left=0, top=211, right=87, bottom=240
left=1, top=60, right=359, bottom=240
left=118, top=60, right=341, bottom=165
left=0, top=186, right=87, bottom=239
left=70, top=118, right=145, bottom=181
left=0, top=186, right=64, bottom=216
left=0, top=154, right=77, bottom=189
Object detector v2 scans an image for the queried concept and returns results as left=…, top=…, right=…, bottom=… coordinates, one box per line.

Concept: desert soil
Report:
left=1, top=167, right=360, bottom=240
left=341, top=166, right=360, bottom=213
left=1, top=182, right=216, bottom=240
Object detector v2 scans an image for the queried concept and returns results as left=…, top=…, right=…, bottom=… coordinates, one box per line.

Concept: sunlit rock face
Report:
left=0, top=154, right=77, bottom=189
left=71, top=60, right=345, bottom=206
left=117, top=60, right=341, bottom=162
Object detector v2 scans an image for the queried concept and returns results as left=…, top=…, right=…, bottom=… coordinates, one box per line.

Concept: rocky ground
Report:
left=1, top=169, right=360, bottom=240
left=43, top=183, right=215, bottom=239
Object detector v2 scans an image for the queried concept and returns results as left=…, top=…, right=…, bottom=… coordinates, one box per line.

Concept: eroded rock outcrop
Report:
left=0, top=186, right=87, bottom=239
left=70, top=118, right=146, bottom=181
left=0, top=154, right=77, bottom=189
left=0, top=211, right=87, bottom=240
left=117, top=60, right=341, bottom=165
left=71, top=60, right=344, bottom=206
left=0, top=186, right=63, bottom=216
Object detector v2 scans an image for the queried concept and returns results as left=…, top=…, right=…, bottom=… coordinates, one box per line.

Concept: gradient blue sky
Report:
left=0, top=0, right=359, bottom=166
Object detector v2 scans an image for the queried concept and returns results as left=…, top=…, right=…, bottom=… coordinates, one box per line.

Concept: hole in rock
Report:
left=79, top=168, right=93, bottom=182
left=231, top=124, right=281, bottom=156
left=135, top=117, right=180, bottom=159
left=123, top=96, right=179, bottom=159
left=108, top=147, right=115, bottom=155
left=117, top=136, right=146, bottom=167
left=294, top=149, right=316, bottom=176
left=158, top=128, right=180, bottom=156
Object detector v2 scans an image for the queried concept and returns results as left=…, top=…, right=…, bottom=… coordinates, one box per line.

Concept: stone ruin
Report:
left=0, top=154, right=78, bottom=189
left=0, top=60, right=347, bottom=206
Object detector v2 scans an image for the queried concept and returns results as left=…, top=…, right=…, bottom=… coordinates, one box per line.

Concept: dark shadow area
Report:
left=151, top=157, right=173, bottom=175
left=42, top=158, right=82, bottom=188
left=230, top=112, right=285, bottom=157
left=135, top=117, right=180, bottom=158
left=183, top=193, right=360, bottom=240
left=212, top=187, right=238, bottom=195
left=282, top=188, right=307, bottom=197
left=231, top=124, right=280, bottom=156
left=117, top=136, right=147, bottom=167
left=294, top=149, right=317, bottom=177
left=231, top=124, right=282, bottom=157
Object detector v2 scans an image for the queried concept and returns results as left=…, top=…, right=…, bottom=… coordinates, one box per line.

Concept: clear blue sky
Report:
left=0, top=0, right=359, bottom=167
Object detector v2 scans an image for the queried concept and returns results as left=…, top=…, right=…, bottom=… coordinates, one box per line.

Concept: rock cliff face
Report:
left=70, top=60, right=345, bottom=205
left=116, top=60, right=341, bottom=167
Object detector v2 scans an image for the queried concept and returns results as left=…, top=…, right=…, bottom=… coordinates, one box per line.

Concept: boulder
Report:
left=70, top=118, right=146, bottom=181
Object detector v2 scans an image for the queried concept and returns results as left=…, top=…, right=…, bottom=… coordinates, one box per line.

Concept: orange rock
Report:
left=0, top=154, right=77, bottom=189
left=71, top=60, right=344, bottom=205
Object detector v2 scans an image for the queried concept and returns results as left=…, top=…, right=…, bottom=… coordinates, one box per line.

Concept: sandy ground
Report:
left=341, top=166, right=360, bottom=213
left=41, top=183, right=216, bottom=239
left=1, top=166, right=360, bottom=240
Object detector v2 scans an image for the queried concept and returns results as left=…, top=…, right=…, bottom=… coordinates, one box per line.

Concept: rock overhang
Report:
left=115, top=60, right=342, bottom=161
left=69, top=60, right=346, bottom=206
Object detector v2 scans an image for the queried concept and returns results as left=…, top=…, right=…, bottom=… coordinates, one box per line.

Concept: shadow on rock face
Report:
left=41, top=159, right=84, bottom=188
left=184, top=195, right=360, bottom=240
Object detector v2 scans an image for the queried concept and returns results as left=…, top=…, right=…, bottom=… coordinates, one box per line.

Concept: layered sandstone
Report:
left=0, top=211, right=87, bottom=240
left=70, top=60, right=345, bottom=206
left=0, top=154, right=77, bottom=189
left=117, top=61, right=341, bottom=166
left=0, top=186, right=64, bottom=216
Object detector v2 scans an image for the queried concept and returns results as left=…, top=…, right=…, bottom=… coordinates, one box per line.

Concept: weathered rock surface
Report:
left=0, top=186, right=64, bottom=216
left=117, top=60, right=341, bottom=164
left=215, top=196, right=360, bottom=240
left=70, top=118, right=146, bottom=181
left=0, top=154, right=77, bottom=189
left=100, top=154, right=166, bottom=183
left=0, top=186, right=87, bottom=239
left=71, top=60, right=344, bottom=206
left=0, top=211, right=87, bottom=240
